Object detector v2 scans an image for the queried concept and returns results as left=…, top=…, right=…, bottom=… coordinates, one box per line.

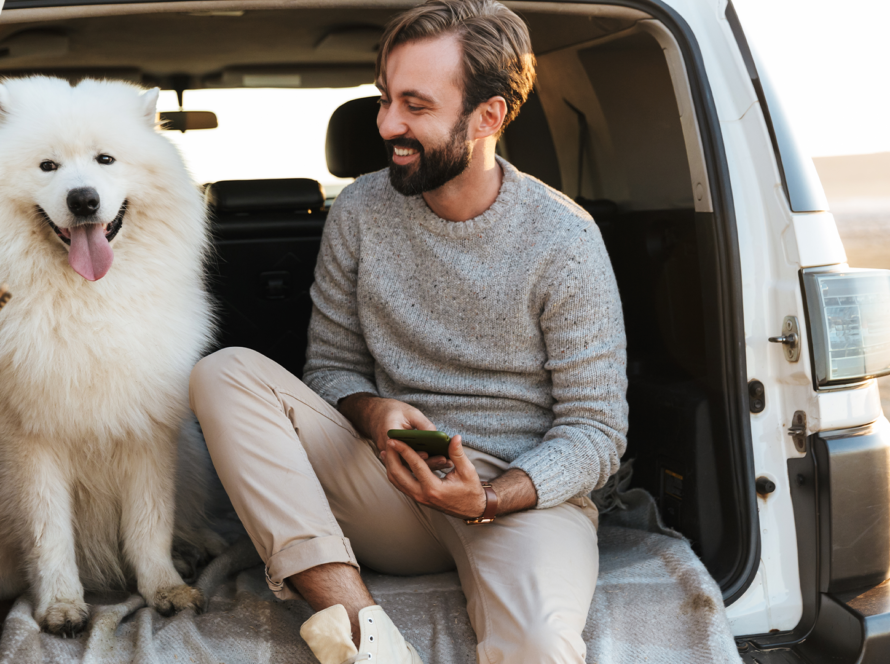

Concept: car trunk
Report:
left=0, top=0, right=756, bottom=603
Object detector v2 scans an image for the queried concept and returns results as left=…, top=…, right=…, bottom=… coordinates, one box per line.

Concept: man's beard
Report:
left=386, top=113, right=472, bottom=196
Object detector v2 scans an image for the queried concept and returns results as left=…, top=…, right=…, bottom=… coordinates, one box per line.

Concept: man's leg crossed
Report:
left=188, top=347, right=452, bottom=599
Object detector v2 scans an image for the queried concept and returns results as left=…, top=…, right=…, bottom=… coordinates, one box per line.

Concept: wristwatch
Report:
left=465, top=482, right=498, bottom=525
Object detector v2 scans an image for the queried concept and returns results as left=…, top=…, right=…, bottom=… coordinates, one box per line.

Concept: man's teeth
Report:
left=394, top=147, right=417, bottom=157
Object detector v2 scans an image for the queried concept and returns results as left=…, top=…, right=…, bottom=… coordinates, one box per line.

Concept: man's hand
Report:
left=382, top=436, right=540, bottom=518
left=340, top=393, right=540, bottom=516
left=337, top=393, right=452, bottom=471
left=382, top=435, right=488, bottom=520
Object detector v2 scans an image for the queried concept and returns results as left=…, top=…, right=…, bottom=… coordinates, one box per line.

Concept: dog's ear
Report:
left=0, top=84, right=10, bottom=118
left=139, top=87, right=160, bottom=126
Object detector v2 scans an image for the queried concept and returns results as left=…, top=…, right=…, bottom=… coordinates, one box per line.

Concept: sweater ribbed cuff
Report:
left=306, top=371, right=379, bottom=408
left=510, top=443, right=602, bottom=510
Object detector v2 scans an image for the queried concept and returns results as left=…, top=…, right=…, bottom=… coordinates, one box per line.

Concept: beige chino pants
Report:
left=189, top=347, right=600, bottom=664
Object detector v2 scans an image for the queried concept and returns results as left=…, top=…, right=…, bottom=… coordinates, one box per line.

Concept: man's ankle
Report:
left=289, top=561, right=375, bottom=645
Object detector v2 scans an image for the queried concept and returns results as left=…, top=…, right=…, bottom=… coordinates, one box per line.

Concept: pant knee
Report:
left=481, top=623, right=585, bottom=664
left=189, top=347, right=259, bottom=404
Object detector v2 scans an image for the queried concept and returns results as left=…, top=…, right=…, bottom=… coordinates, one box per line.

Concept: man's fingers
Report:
left=405, top=410, right=436, bottom=432
left=384, top=442, right=423, bottom=499
left=370, top=399, right=436, bottom=450
left=387, top=440, right=439, bottom=487
left=425, top=456, right=453, bottom=472
left=390, top=440, right=439, bottom=482
left=448, top=435, right=477, bottom=478
left=382, top=447, right=430, bottom=463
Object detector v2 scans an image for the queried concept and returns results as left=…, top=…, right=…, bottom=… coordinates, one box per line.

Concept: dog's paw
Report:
left=147, top=584, right=205, bottom=617
left=39, top=599, right=90, bottom=637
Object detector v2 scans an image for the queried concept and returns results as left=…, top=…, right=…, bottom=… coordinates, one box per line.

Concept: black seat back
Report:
left=205, top=178, right=326, bottom=377
left=325, top=96, right=388, bottom=178
left=204, top=95, right=389, bottom=376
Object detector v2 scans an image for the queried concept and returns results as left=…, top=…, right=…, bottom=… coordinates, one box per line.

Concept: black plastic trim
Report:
left=3, top=0, right=194, bottom=7
left=747, top=583, right=890, bottom=662
left=800, top=267, right=825, bottom=393
left=724, top=1, right=828, bottom=213
left=816, top=424, right=890, bottom=593
left=831, top=581, right=890, bottom=662
left=747, top=421, right=890, bottom=654
left=211, top=215, right=326, bottom=241
left=741, top=438, right=821, bottom=649
left=797, top=587, right=890, bottom=663
left=2, top=0, right=761, bottom=605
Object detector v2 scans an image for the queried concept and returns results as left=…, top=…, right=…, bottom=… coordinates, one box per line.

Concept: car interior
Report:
left=0, top=3, right=751, bottom=597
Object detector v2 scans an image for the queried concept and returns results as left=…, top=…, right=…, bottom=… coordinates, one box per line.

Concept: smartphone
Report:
left=387, top=429, right=451, bottom=458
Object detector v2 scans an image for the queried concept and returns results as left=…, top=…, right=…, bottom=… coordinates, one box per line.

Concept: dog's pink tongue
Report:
left=68, top=224, right=113, bottom=281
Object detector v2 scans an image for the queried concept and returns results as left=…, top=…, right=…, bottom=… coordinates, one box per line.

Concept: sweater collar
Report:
left=403, top=156, right=522, bottom=238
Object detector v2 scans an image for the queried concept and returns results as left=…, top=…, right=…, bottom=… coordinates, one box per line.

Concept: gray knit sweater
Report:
left=303, top=157, right=628, bottom=509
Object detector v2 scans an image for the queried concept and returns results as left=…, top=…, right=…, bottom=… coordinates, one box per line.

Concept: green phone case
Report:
left=387, top=429, right=451, bottom=458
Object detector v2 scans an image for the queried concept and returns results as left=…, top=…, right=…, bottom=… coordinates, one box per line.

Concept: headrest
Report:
left=206, top=178, right=326, bottom=213
left=325, top=96, right=389, bottom=179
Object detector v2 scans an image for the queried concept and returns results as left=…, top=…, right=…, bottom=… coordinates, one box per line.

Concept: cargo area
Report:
left=0, top=2, right=755, bottom=599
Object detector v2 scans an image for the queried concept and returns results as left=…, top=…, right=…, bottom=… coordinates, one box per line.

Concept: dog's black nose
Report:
left=67, top=187, right=100, bottom=217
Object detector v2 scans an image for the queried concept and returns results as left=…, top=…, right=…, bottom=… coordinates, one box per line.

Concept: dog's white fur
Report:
left=0, top=77, right=222, bottom=634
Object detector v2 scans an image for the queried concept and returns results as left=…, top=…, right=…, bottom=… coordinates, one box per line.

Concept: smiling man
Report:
left=189, top=1, right=628, bottom=662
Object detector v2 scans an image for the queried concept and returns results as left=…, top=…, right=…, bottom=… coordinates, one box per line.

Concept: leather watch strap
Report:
left=465, top=482, right=498, bottom=525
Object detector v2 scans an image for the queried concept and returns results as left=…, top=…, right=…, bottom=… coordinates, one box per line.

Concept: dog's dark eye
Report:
left=40, top=160, right=58, bottom=172
left=97, top=154, right=115, bottom=165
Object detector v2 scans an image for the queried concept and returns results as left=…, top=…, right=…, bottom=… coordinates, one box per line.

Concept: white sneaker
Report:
left=300, top=604, right=423, bottom=664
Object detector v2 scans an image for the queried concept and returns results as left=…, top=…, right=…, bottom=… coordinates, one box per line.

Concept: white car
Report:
left=1, top=0, right=888, bottom=661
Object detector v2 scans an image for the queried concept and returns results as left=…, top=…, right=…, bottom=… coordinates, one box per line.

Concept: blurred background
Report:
left=734, top=0, right=890, bottom=415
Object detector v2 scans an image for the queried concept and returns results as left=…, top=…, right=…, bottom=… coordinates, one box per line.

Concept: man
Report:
left=189, top=0, right=627, bottom=661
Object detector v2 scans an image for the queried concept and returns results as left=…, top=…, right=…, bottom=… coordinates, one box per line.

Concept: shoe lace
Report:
left=341, top=654, right=372, bottom=664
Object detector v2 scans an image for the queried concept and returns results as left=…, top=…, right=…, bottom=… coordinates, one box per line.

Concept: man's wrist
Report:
left=488, top=468, right=538, bottom=515
left=337, top=392, right=379, bottom=438
left=465, top=482, right=499, bottom=525
left=337, top=391, right=377, bottom=411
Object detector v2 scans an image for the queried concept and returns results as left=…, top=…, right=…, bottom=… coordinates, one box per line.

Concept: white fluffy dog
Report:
left=0, top=77, right=223, bottom=635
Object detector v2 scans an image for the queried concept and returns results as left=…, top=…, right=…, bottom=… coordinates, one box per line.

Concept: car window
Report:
left=725, top=2, right=828, bottom=213
left=157, top=84, right=379, bottom=196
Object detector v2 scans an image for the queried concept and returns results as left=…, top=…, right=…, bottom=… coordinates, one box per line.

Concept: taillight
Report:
left=802, top=268, right=890, bottom=388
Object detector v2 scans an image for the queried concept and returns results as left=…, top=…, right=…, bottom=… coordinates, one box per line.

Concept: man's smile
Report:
left=392, top=146, right=420, bottom=166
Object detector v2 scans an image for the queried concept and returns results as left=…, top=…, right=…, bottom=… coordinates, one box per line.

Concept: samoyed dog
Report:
left=0, top=77, right=224, bottom=635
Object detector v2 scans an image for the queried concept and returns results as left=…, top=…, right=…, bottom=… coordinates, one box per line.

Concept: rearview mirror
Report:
left=159, top=111, right=218, bottom=133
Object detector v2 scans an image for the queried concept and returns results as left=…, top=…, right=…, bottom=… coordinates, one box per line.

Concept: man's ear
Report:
left=0, top=84, right=10, bottom=119
left=472, top=96, right=507, bottom=140
left=140, top=87, right=160, bottom=126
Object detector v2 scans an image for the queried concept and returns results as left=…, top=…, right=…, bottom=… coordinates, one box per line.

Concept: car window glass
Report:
left=158, top=84, right=379, bottom=195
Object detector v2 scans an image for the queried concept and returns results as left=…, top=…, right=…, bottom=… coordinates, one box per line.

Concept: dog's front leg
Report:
left=17, top=444, right=89, bottom=635
left=120, top=439, right=204, bottom=616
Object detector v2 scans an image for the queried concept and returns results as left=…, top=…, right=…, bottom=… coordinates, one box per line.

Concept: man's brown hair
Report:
left=376, top=0, right=537, bottom=134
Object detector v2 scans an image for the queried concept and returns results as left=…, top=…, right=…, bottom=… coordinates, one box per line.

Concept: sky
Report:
left=732, top=0, right=890, bottom=157
left=152, top=0, right=890, bottom=186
